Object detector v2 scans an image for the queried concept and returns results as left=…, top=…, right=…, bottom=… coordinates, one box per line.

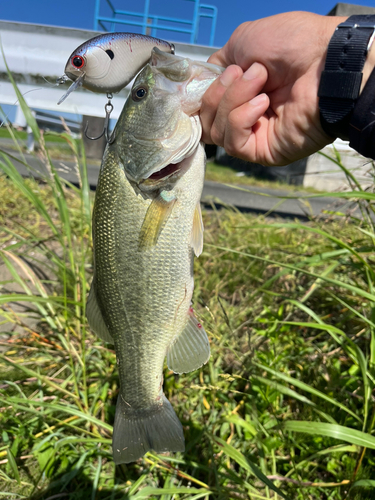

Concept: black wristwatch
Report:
left=318, top=15, right=375, bottom=140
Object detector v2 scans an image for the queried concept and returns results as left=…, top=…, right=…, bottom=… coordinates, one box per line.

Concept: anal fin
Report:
left=139, top=192, right=176, bottom=250
left=191, top=202, right=204, bottom=257
left=167, top=308, right=210, bottom=374
left=86, top=282, right=114, bottom=343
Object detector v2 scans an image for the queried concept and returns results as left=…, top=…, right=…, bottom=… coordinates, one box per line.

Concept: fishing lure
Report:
left=57, top=32, right=174, bottom=143
left=57, top=32, right=175, bottom=104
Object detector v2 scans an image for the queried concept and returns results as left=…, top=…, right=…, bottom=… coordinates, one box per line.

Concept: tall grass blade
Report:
left=253, top=363, right=362, bottom=422
left=0, top=42, right=40, bottom=142
left=131, top=487, right=212, bottom=499
left=212, top=437, right=290, bottom=500
left=284, top=421, right=375, bottom=448
left=1, top=357, right=79, bottom=400
left=6, top=448, right=20, bottom=485
left=206, top=244, right=375, bottom=302
left=0, top=153, right=58, bottom=236
left=91, top=455, right=102, bottom=500
left=350, top=479, right=375, bottom=489
left=0, top=396, right=113, bottom=432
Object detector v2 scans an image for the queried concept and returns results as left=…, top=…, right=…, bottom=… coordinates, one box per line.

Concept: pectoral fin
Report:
left=139, top=192, right=176, bottom=250
left=191, top=202, right=204, bottom=257
left=86, top=282, right=114, bottom=343
left=167, top=308, right=210, bottom=374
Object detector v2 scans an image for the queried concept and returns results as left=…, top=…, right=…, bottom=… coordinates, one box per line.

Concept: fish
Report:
left=86, top=47, right=223, bottom=464
left=57, top=33, right=174, bottom=104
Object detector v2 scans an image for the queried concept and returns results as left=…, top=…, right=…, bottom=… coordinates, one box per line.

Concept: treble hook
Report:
left=84, top=93, right=116, bottom=144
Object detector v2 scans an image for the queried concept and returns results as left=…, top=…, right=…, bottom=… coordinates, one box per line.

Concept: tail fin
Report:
left=112, top=393, right=185, bottom=464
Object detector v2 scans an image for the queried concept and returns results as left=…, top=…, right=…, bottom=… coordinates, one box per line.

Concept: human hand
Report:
left=201, top=12, right=347, bottom=166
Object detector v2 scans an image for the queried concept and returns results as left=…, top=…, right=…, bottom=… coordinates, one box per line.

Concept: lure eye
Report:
left=71, top=55, right=84, bottom=69
left=132, top=86, right=148, bottom=102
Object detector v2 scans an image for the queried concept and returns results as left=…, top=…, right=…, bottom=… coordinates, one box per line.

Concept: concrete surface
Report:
left=0, top=145, right=354, bottom=219
left=303, top=141, right=374, bottom=192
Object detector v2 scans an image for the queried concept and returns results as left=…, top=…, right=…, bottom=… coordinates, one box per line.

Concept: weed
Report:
left=0, top=71, right=375, bottom=500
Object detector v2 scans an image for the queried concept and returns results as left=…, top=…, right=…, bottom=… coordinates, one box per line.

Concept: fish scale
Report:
left=93, top=147, right=200, bottom=409
left=86, top=48, right=222, bottom=464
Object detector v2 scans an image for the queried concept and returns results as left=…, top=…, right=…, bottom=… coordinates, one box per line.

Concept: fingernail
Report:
left=219, top=66, right=238, bottom=87
left=250, top=93, right=268, bottom=106
left=243, top=62, right=263, bottom=81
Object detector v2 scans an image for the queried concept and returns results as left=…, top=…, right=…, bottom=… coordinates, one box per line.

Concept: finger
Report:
left=207, top=48, right=228, bottom=67
left=210, top=62, right=268, bottom=147
left=200, top=65, right=243, bottom=144
left=223, top=93, right=271, bottom=164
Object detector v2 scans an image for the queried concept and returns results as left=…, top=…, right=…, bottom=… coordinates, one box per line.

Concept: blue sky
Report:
left=1, top=0, right=375, bottom=47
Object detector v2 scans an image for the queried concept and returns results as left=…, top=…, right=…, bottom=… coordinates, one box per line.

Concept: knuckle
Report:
left=201, top=129, right=214, bottom=145
left=223, top=140, right=237, bottom=157
left=210, top=124, right=223, bottom=147
left=227, top=64, right=243, bottom=80
left=201, top=81, right=223, bottom=109
left=227, top=108, right=243, bottom=129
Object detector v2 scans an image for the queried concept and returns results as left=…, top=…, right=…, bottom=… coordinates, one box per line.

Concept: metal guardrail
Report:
left=34, top=110, right=81, bottom=134
left=0, top=21, right=217, bottom=121
left=94, top=0, right=217, bottom=46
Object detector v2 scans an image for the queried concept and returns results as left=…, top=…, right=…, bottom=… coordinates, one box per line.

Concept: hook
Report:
left=84, top=93, right=116, bottom=144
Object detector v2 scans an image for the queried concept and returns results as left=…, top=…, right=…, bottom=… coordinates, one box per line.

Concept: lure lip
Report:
left=65, top=68, right=85, bottom=82
left=57, top=73, right=85, bottom=105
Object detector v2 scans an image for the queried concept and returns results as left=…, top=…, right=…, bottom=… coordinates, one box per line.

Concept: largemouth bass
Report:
left=58, top=33, right=174, bottom=104
left=87, top=48, right=223, bottom=464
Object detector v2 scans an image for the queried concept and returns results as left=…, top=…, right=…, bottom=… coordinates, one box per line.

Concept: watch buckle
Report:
left=336, top=23, right=375, bottom=51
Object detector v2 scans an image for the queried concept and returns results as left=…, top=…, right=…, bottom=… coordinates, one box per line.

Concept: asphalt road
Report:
left=0, top=146, right=359, bottom=219
left=0, top=144, right=364, bottom=339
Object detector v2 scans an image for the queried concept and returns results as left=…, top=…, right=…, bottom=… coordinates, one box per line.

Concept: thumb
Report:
left=207, top=49, right=228, bottom=67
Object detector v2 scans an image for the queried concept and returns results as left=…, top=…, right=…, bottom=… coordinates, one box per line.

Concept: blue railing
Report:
left=93, top=0, right=218, bottom=46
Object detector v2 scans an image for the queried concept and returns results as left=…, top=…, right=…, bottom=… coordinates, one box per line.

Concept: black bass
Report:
left=58, top=33, right=174, bottom=104
left=87, top=48, right=222, bottom=464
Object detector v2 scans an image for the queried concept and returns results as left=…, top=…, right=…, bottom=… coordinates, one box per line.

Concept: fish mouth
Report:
left=147, top=162, right=181, bottom=181
left=140, top=160, right=185, bottom=190
left=138, top=115, right=202, bottom=190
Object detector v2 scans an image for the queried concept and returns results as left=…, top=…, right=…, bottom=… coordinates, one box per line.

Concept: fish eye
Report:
left=72, top=55, right=84, bottom=69
left=132, top=86, right=148, bottom=102
left=106, top=49, right=114, bottom=60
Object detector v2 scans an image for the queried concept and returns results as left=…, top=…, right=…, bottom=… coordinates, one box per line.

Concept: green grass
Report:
left=1, top=74, right=375, bottom=499
left=0, top=123, right=73, bottom=144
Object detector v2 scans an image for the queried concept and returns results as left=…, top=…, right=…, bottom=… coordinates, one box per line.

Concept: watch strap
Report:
left=318, top=15, right=375, bottom=140
left=349, top=65, right=375, bottom=159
